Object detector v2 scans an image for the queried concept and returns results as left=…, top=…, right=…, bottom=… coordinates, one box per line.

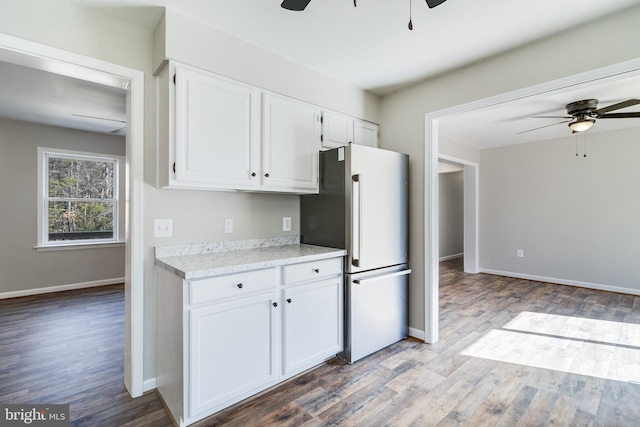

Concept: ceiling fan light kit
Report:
left=568, top=116, right=595, bottom=133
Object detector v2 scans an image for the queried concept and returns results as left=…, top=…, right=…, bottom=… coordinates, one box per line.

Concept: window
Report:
left=37, top=147, right=124, bottom=248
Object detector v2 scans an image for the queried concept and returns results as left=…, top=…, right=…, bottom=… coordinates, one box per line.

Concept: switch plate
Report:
left=224, top=219, right=233, bottom=234
left=154, top=219, right=173, bottom=238
left=517, top=249, right=524, bottom=258
left=283, top=217, right=292, bottom=231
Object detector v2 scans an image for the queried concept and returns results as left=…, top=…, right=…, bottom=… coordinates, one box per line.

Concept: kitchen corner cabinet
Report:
left=353, top=119, right=379, bottom=148
left=155, top=255, right=343, bottom=426
left=156, top=61, right=319, bottom=194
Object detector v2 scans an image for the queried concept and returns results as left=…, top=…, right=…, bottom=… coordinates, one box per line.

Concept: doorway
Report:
left=0, top=33, right=145, bottom=397
left=424, top=57, right=640, bottom=347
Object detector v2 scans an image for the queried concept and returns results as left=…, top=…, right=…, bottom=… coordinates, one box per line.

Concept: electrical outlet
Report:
left=283, top=217, right=292, bottom=231
left=517, top=249, right=524, bottom=258
left=154, top=219, right=173, bottom=238
left=224, top=219, right=233, bottom=234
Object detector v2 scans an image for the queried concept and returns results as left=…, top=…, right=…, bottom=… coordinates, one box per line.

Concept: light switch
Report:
left=154, top=219, right=173, bottom=238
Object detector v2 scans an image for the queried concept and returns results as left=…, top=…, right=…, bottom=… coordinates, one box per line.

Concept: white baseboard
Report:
left=439, top=253, right=463, bottom=262
left=143, top=377, right=157, bottom=392
left=480, top=269, right=640, bottom=297
left=408, top=327, right=425, bottom=341
left=0, top=277, right=125, bottom=300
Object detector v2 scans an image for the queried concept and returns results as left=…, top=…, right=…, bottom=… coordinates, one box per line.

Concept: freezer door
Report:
left=342, top=266, right=410, bottom=363
left=347, top=145, right=408, bottom=273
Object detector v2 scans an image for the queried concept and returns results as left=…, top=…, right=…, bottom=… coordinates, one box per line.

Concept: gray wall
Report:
left=439, top=170, right=463, bottom=259
left=480, top=127, right=640, bottom=291
left=0, top=118, right=126, bottom=294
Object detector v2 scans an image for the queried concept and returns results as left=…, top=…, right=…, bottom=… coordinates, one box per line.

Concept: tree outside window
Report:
left=38, top=148, right=123, bottom=247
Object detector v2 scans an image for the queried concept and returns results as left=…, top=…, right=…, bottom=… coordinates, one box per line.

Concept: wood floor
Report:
left=2, top=260, right=640, bottom=426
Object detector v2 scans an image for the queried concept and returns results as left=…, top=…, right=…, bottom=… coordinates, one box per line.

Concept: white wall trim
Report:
left=439, top=253, right=463, bottom=262
left=480, top=269, right=640, bottom=297
left=143, top=377, right=157, bottom=393
left=0, top=278, right=125, bottom=300
left=408, top=327, right=425, bottom=341
left=424, top=57, right=640, bottom=350
left=0, top=32, right=145, bottom=398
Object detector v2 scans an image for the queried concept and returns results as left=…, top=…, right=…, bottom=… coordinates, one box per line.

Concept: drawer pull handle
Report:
left=314, top=268, right=320, bottom=273
left=273, top=302, right=278, bottom=307
left=287, top=298, right=292, bottom=303
left=237, top=283, right=243, bottom=289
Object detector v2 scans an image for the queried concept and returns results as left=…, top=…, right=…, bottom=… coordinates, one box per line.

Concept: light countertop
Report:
left=155, top=243, right=346, bottom=280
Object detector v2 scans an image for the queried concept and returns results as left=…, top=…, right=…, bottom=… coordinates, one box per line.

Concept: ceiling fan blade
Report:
left=425, top=0, right=447, bottom=8
left=281, top=0, right=311, bottom=11
left=532, top=115, right=573, bottom=119
left=598, top=112, right=640, bottom=119
left=594, top=99, right=640, bottom=116
left=517, top=119, right=572, bottom=135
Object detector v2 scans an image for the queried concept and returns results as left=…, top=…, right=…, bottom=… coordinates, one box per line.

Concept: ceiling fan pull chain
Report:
left=408, top=0, right=414, bottom=30
left=575, top=135, right=579, bottom=157
left=584, top=134, right=587, bottom=158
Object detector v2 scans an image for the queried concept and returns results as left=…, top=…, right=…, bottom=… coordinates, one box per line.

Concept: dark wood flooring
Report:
left=2, top=260, right=640, bottom=426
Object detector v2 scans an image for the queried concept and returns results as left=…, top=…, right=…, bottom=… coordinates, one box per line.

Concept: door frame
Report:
left=437, top=154, right=479, bottom=274
left=0, top=33, right=145, bottom=397
left=424, top=57, right=640, bottom=345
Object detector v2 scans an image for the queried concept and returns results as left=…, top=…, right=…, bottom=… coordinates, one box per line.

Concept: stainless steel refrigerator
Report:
left=300, top=144, right=410, bottom=363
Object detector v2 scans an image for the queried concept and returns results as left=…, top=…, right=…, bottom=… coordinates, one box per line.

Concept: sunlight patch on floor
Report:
left=461, top=311, right=640, bottom=383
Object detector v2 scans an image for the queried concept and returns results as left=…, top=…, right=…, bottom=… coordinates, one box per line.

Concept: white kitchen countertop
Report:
left=155, top=243, right=346, bottom=280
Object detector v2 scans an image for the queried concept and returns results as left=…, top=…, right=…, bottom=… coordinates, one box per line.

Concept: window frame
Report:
left=36, top=147, right=125, bottom=250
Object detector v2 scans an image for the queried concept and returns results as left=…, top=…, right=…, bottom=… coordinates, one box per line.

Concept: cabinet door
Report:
left=175, top=65, right=261, bottom=189
left=321, top=111, right=354, bottom=149
left=189, top=292, right=278, bottom=417
left=262, top=93, right=320, bottom=193
left=353, top=119, right=379, bottom=148
left=282, top=278, right=343, bottom=376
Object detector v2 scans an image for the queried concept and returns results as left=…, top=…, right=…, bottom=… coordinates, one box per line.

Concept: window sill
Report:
left=34, top=241, right=125, bottom=252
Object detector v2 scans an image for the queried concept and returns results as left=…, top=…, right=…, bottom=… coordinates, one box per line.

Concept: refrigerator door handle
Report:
left=351, top=174, right=362, bottom=267
left=352, top=268, right=412, bottom=284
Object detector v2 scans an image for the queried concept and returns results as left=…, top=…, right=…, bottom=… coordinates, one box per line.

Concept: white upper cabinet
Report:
left=321, top=110, right=354, bottom=149
left=262, top=93, right=320, bottom=193
left=353, top=119, right=379, bottom=148
left=320, top=111, right=379, bottom=150
left=157, top=62, right=320, bottom=194
left=174, top=65, right=260, bottom=189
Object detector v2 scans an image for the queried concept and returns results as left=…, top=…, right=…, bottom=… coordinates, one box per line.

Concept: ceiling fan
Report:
left=519, top=98, right=640, bottom=134
left=281, top=0, right=448, bottom=13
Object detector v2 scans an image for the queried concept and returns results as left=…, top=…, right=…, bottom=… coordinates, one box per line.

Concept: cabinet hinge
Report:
left=320, top=134, right=323, bottom=142
left=320, top=115, right=323, bottom=124
left=173, top=74, right=176, bottom=85
left=172, top=162, right=176, bottom=174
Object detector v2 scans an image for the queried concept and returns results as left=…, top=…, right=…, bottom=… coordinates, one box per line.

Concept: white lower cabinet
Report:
left=155, top=255, right=343, bottom=427
left=283, top=278, right=343, bottom=376
left=189, top=292, right=279, bottom=417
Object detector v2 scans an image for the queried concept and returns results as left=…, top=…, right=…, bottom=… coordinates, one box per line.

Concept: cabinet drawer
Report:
left=283, top=257, right=343, bottom=285
left=189, top=268, right=276, bottom=305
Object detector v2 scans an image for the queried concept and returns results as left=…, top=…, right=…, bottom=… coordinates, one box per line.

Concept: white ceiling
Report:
left=2, top=0, right=640, bottom=144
